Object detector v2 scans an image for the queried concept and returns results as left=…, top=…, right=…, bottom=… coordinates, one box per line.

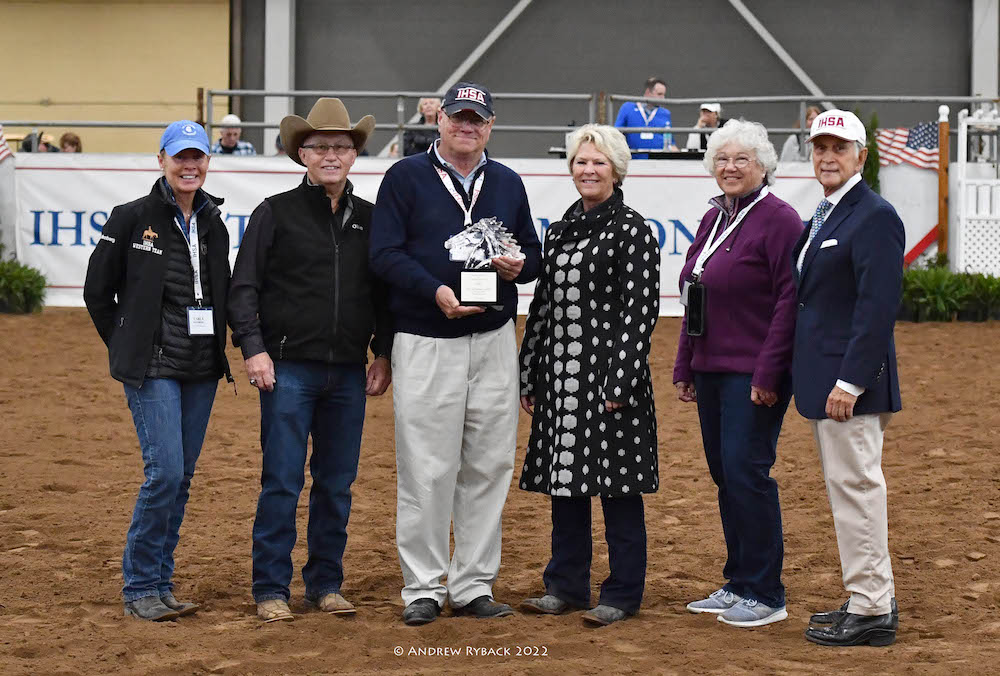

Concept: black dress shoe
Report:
left=805, top=612, right=897, bottom=647
left=810, top=598, right=898, bottom=625
left=402, top=598, right=440, bottom=626
left=452, top=595, right=514, bottom=619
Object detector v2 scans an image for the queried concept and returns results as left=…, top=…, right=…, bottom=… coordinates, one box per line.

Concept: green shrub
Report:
left=983, top=274, right=1000, bottom=320
left=903, top=266, right=964, bottom=321
left=901, top=261, right=999, bottom=322
left=962, top=273, right=994, bottom=321
left=0, top=244, right=47, bottom=314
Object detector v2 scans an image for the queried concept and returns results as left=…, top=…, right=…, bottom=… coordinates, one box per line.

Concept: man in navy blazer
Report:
left=792, top=110, right=904, bottom=648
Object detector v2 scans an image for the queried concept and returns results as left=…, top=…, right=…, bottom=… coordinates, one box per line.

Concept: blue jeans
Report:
left=693, top=371, right=790, bottom=609
left=252, top=360, right=366, bottom=603
left=122, top=377, right=217, bottom=602
left=543, top=495, right=646, bottom=614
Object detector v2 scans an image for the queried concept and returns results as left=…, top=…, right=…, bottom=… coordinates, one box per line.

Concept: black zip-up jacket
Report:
left=84, top=179, right=233, bottom=388
left=228, top=177, right=392, bottom=364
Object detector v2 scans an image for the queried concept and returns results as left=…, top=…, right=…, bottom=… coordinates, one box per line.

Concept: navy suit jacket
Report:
left=791, top=179, right=904, bottom=420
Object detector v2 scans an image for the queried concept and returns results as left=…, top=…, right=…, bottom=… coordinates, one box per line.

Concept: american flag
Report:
left=0, top=125, right=12, bottom=162
left=875, top=122, right=939, bottom=169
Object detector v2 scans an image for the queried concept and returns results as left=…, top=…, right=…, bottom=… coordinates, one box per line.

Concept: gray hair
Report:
left=566, top=124, right=631, bottom=184
left=810, top=138, right=867, bottom=158
left=702, top=119, right=779, bottom=186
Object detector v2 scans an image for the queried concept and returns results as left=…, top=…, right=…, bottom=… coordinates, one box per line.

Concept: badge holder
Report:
left=685, top=282, right=706, bottom=337
left=187, top=306, right=215, bottom=335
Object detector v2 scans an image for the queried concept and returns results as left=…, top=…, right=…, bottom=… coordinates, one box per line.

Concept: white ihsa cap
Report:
left=808, top=109, right=866, bottom=145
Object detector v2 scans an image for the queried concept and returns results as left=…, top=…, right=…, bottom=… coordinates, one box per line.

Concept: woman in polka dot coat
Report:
left=518, top=124, right=659, bottom=627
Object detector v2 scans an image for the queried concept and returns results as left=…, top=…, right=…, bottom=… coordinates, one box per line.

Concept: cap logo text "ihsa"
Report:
left=456, top=88, right=486, bottom=104
left=818, top=117, right=845, bottom=128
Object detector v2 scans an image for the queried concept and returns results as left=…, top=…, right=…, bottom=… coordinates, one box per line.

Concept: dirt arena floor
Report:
left=1, top=309, right=998, bottom=675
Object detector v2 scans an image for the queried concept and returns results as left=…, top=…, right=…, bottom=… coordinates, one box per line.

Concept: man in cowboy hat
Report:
left=370, top=81, right=542, bottom=625
left=229, top=98, right=392, bottom=623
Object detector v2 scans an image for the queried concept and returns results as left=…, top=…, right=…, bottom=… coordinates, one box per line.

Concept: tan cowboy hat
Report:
left=280, top=98, right=376, bottom=166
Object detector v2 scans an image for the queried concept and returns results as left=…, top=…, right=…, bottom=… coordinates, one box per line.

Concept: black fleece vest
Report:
left=145, top=218, right=221, bottom=381
left=258, top=182, right=377, bottom=364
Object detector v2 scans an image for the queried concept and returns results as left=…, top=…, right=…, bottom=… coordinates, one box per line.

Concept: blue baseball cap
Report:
left=442, top=81, right=494, bottom=120
left=159, top=120, right=211, bottom=156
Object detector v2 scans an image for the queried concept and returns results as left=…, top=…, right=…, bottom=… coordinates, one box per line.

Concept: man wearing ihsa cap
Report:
left=370, top=81, right=541, bottom=626
left=792, top=110, right=904, bottom=647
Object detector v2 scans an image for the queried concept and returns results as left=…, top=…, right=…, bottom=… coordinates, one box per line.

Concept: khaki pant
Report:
left=812, top=412, right=895, bottom=616
left=392, top=320, right=518, bottom=608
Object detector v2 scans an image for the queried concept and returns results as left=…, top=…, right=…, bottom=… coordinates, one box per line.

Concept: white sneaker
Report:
left=686, top=588, right=742, bottom=614
left=717, top=598, right=788, bottom=627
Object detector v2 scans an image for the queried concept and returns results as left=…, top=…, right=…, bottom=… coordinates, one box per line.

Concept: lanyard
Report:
left=691, top=186, right=768, bottom=279
left=637, top=102, right=657, bottom=126
left=175, top=213, right=205, bottom=305
left=435, top=166, right=485, bottom=226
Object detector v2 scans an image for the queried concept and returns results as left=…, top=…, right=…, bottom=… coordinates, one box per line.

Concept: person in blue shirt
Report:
left=614, top=77, right=676, bottom=158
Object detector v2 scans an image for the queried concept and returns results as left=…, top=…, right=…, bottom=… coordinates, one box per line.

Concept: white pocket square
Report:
left=820, top=239, right=838, bottom=249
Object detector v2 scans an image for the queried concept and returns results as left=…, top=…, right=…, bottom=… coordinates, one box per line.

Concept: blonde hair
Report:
left=566, top=124, right=631, bottom=184
left=416, top=97, right=442, bottom=117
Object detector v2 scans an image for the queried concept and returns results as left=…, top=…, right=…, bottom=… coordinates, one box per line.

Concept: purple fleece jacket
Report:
left=673, top=186, right=803, bottom=391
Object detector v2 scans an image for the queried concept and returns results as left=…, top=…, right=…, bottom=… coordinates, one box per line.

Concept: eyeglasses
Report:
left=713, top=155, right=754, bottom=169
left=446, top=113, right=489, bottom=128
left=301, top=143, right=356, bottom=157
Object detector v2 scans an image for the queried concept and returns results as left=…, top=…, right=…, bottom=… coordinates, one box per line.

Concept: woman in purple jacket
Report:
left=674, top=119, right=803, bottom=628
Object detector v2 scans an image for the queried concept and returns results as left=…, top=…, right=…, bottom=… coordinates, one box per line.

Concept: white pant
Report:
left=813, top=412, right=896, bottom=616
left=0, top=157, right=17, bottom=257
left=392, top=320, right=518, bottom=608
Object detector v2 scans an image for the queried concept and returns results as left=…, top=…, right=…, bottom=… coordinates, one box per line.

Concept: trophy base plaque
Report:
left=459, top=269, right=500, bottom=305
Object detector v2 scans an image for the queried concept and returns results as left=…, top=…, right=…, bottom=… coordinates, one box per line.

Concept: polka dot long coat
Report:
left=519, top=188, right=660, bottom=497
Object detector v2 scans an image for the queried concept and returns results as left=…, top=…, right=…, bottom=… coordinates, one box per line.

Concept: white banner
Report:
left=13, top=154, right=936, bottom=315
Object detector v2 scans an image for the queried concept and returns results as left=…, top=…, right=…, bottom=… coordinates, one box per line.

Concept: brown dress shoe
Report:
left=316, top=592, right=356, bottom=615
left=257, top=599, right=295, bottom=623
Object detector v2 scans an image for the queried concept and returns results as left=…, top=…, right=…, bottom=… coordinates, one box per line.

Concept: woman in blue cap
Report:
left=84, top=121, right=233, bottom=621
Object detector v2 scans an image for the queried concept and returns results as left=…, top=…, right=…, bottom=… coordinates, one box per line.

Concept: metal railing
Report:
left=4, top=91, right=997, bottom=153
left=0, top=120, right=181, bottom=129
left=606, top=94, right=1000, bottom=146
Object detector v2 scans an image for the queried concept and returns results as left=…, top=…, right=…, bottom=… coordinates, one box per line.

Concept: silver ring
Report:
left=249, top=378, right=257, bottom=385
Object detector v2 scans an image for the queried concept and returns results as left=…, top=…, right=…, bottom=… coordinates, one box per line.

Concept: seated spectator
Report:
left=779, top=105, right=821, bottom=163
left=211, top=114, right=257, bottom=155
left=20, top=131, right=59, bottom=152
left=274, top=133, right=286, bottom=157
left=403, top=97, right=441, bottom=156
left=60, top=132, right=82, bottom=153
left=614, top=77, right=676, bottom=158
left=685, top=103, right=727, bottom=151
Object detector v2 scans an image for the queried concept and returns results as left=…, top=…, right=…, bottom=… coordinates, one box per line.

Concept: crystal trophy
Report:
left=443, top=217, right=525, bottom=305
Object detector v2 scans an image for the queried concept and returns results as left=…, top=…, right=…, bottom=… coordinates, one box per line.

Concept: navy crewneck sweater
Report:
left=370, top=150, right=542, bottom=338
